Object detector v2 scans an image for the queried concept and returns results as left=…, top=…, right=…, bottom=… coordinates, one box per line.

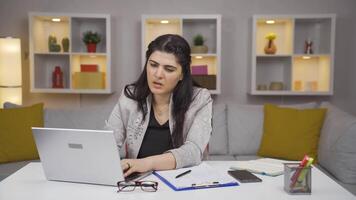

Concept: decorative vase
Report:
left=257, top=84, right=268, bottom=90
left=62, top=37, right=70, bottom=52
left=87, top=43, right=97, bottom=53
left=52, top=66, right=64, bottom=88
left=48, top=35, right=61, bottom=52
left=264, top=39, right=277, bottom=54
left=191, top=45, right=208, bottom=54
left=48, top=35, right=57, bottom=51
left=294, top=80, right=303, bottom=91
left=269, top=81, right=284, bottom=90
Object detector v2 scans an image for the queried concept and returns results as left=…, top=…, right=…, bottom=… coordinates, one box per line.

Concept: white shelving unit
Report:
left=251, top=14, right=336, bottom=95
left=29, top=12, right=112, bottom=94
left=142, top=15, right=221, bottom=94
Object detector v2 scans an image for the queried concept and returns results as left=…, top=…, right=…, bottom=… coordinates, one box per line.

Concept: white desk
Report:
left=0, top=161, right=355, bottom=200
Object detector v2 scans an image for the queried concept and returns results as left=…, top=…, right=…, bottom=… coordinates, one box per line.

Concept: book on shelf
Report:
left=191, top=65, right=208, bottom=75
left=230, top=158, right=297, bottom=177
left=192, top=75, right=216, bottom=90
left=80, top=64, right=98, bottom=72
left=73, top=72, right=105, bottom=89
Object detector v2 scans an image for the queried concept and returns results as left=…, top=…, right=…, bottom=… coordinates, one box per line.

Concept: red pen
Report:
left=289, top=155, right=309, bottom=188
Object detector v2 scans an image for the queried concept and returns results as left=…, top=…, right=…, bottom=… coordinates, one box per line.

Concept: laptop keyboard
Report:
left=125, top=171, right=153, bottom=182
left=125, top=172, right=141, bottom=182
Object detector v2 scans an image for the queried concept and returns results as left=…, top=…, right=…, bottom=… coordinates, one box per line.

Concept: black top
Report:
left=137, top=107, right=173, bottom=158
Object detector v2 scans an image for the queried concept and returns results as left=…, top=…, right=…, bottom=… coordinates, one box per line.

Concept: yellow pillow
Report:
left=257, top=104, right=326, bottom=161
left=0, top=103, right=44, bottom=163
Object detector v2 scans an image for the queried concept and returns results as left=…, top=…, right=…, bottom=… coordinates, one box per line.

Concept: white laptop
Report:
left=32, top=127, right=151, bottom=186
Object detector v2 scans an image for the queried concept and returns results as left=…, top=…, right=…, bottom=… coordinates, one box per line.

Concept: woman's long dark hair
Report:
left=124, top=34, right=196, bottom=147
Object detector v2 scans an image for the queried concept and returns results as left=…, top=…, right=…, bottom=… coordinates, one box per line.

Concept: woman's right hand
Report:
left=120, top=158, right=153, bottom=177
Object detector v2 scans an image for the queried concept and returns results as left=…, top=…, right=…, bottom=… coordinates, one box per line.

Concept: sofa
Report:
left=208, top=101, right=356, bottom=195
left=1, top=101, right=355, bottom=195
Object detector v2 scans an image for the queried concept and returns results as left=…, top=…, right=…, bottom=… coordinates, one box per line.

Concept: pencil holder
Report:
left=284, top=163, right=311, bottom=195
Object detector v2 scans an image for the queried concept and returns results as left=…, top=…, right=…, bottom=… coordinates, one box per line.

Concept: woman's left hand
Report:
left=121, top=158, right=153, bottom=177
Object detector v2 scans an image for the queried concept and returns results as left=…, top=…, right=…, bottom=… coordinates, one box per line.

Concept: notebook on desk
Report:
left=153, top=162, right=238, bottom=191
left=32, top=127, right=151, bottom=186
left=230, top=158, right=296, bottom=176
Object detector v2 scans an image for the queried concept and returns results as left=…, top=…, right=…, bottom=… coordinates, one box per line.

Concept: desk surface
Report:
left=0, top=161, right=355, bottom=200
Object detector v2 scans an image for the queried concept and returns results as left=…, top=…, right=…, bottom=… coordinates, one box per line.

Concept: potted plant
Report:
left=264, top=32, right=277, bottom=54
left=82, top=31, right=101, bottom=53
left=191, top=34, right=208, bottom=53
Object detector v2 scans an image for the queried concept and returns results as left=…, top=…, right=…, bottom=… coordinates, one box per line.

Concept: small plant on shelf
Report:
left=82, top=31, right=101, bottom=53
left=265, top=32, right=277, bottom=41
left=193, top=34, right=204, bottom=46
left=191, top=34, right=208, bottom=53
left=264, top=32, right=277, bottom=54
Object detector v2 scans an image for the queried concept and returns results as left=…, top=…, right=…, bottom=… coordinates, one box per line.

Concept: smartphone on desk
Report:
left=228, top=170, right=262, bottom=183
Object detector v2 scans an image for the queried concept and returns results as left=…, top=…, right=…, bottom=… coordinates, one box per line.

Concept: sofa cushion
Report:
left=3, top=102, right=22, bottom=109
left=227, top=102, right=318, bottom=156
left=316, top=164, right=356, bottom=195
left=227, top=104, right=264, bottom=155
left=0, top=103, right=44, bottom=163
left=45, top=106, right=113, bottom=130
left=208, top=155, right=235, bottom=161
left=209, top=103, right=228, bottom=155
left=44, top=105, right=127, bottom=158
left=318, top=102, right=356, bottom=184
left=258, top=104, right=326, bottom=161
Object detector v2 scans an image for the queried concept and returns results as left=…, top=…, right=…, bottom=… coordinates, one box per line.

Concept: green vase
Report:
left=62, top=37, right=70, bottom=52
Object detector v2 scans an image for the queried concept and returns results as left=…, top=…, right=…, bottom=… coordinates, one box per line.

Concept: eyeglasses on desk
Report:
left=117, top=181, right=158, bottom=192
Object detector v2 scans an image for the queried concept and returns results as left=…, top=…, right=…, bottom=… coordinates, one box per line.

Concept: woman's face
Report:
left=146, top=51, right=183, bottom=97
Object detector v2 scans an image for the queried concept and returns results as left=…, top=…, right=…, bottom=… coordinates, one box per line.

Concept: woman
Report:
left=105, top=34, right=212, bottom=177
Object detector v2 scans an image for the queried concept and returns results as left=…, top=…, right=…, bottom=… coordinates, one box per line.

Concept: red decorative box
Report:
left=80, top=64, right=98, bottom=72
left=191, top=65, right=208, bottom=75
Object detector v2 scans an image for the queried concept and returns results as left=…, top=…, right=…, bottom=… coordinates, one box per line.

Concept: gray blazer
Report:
left=105, top=87, right=212, bottom=168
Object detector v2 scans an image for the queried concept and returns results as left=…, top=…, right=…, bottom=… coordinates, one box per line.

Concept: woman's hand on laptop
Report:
left=121, top=153, right=176, bottom=177
left=121, top=159, right=152, bottom=177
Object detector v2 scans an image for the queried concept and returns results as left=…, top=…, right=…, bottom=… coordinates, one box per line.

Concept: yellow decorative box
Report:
left=73, top=72, right=105, bottom=89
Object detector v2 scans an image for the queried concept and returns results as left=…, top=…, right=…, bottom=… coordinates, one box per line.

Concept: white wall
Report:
left=0, top=0, right=355, bottom=114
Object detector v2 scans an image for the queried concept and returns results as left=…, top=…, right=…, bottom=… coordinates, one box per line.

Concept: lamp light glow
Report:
left=160, top=20, right=169, bottom=24
left=52, top=18, right=61, bottom=22
left=195, top=56, right=203, bottom=59
left=266, top=20, right=275, bottom=24
left=302, top=56, right=311, bottom=59
left=0, top=38, right=22, bottom=107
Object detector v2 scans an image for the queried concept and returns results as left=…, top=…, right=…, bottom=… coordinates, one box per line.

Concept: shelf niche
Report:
left=34, top=54, right=70, bottom=89
left=251, top=14, right=335, bottom=95
left=294, top=18, right=332, bottom=55
left=183, top=19, right=217, bottom=54
left=256, top=56, right=292, bottom=91
left=292, top=55, right=330, bottom=92
left=256, top=18, right=293, bottom=56
left=144, top=18, right=182, bottom=49
left=71, top=17, right=107, bottom=53
left=32, top=16, right=70, bottom=53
